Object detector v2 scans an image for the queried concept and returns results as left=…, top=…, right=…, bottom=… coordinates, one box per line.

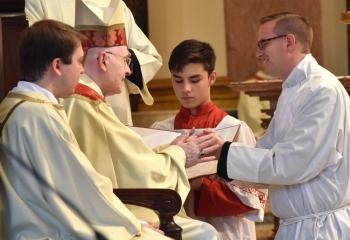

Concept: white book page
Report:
left=128, top=126, right=181, bottom=148
left=129, top=124, right=240, bottom=179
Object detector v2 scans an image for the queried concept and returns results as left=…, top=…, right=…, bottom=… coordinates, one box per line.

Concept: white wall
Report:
left=148, top=0, right=348, bottom=78
left=148, top=0, right=227, bottom=78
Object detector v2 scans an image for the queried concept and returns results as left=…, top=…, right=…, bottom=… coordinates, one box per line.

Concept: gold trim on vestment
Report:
left=76, top=23, right=125, bottom=31
left=0, top=99, right=26, bottom=137
left=7, top=92, right=64, bottom=110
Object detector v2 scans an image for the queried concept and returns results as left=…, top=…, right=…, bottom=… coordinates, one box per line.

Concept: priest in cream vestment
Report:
left=25, top=0, right=162, bottom=125
left=62, top=2, right=219, bottom=240
left=0, top=19, right=171, bottom=240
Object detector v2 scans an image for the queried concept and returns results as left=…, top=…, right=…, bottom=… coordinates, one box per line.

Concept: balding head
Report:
left=83, top=45, right=131, bottom=96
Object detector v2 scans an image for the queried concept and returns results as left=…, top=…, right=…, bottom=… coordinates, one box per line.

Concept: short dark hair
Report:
left=19, top=19, right=86, bottom=82
left=260, top=12, right=313, bottom=53
left=168, top=39, right=216, bottom=75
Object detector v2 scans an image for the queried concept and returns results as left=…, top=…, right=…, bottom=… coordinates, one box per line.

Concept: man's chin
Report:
left=263, top=69, right=279, bottom=79
left=59, top=89, right=75, bottom=98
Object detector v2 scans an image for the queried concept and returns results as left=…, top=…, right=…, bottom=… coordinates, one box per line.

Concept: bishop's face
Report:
left=171, top=63, right=216, bottom=115
left=100, top=46, right=132, bottom=96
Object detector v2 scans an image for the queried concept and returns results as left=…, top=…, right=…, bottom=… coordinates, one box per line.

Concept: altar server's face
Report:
left=172, top=63, right=216, bottom=115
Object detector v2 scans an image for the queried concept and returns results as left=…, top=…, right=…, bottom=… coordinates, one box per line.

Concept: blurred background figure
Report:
left=237, top=70, right=276, bottom=138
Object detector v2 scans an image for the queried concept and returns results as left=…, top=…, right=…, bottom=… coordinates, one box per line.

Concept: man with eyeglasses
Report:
left=25, top=0, right=162, bottom=126
left=202, top=12, right=350, bottom=239
left=62, top=2, right=220, bottom=240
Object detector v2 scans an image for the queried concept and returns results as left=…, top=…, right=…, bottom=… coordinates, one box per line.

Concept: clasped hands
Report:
left=171, top=128, right=224, bottom=168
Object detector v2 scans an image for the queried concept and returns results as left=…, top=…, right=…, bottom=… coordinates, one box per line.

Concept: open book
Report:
left=129, top=126, right=181, bottom=149
left=129, top=124, right=240, bottom=179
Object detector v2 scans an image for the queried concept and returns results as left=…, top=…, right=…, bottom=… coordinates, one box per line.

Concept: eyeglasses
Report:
left=105, top=51, right=132, bottom=67
left=257, top=34, right=287, bottom=50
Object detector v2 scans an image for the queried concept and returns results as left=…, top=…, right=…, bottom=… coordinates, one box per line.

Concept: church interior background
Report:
left=0, top=0, right=349, bottom=239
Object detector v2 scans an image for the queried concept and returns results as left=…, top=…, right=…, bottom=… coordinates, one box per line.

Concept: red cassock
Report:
left=174, top=102, right=253, bottom=216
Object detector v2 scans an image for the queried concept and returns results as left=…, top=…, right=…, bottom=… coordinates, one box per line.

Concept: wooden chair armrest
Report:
left=114, top=188, right=182, bottom=240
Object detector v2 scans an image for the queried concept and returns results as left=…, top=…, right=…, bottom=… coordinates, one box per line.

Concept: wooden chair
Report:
left=114, top=188, right=182, bottom=240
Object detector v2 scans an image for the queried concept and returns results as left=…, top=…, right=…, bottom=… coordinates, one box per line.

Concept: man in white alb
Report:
left=208, top=12, right=350, bottom=240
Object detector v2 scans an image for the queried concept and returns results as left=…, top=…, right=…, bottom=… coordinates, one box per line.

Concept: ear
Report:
left=209, top=70, right=217, bottom=86
left=51, top=58, right=62, bottom=76
left=286, top=33, right=297, bottom=51
left=97, top=51, right=108, bottom=71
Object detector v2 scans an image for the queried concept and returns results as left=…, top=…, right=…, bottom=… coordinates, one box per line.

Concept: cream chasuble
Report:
left=62, top=77, right=222, bottom=240
left=63, top=77, right=189, bottom=197
left=0, top=90, right=161, bottom=240
left=63, top=76, right=190, bottom=214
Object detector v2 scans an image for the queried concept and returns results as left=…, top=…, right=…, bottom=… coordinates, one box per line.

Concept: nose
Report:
left=183, top=82, right=191, bottom=92
left=80, top=65, right=85, bottom=74
left=256, top=47, right=263, bottom=59
left=125, top=64, right=132, bottom=76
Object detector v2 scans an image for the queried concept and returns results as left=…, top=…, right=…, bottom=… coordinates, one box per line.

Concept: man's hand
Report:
left=172, top=128, right=224, bottom=167
left=173, top=135, right=201, bottom=167
left=199, top=129, right=225, bottom=159
left=170, top=128, right=195, bottom=145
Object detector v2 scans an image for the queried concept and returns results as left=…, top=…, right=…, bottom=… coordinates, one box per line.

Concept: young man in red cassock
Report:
left=152, top=39, right=268, bottom=240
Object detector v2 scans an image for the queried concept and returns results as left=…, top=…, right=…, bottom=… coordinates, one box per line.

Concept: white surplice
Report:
left=152, top=115, right=267, bottom=240
left=221, top=54, right=350, bottom=239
